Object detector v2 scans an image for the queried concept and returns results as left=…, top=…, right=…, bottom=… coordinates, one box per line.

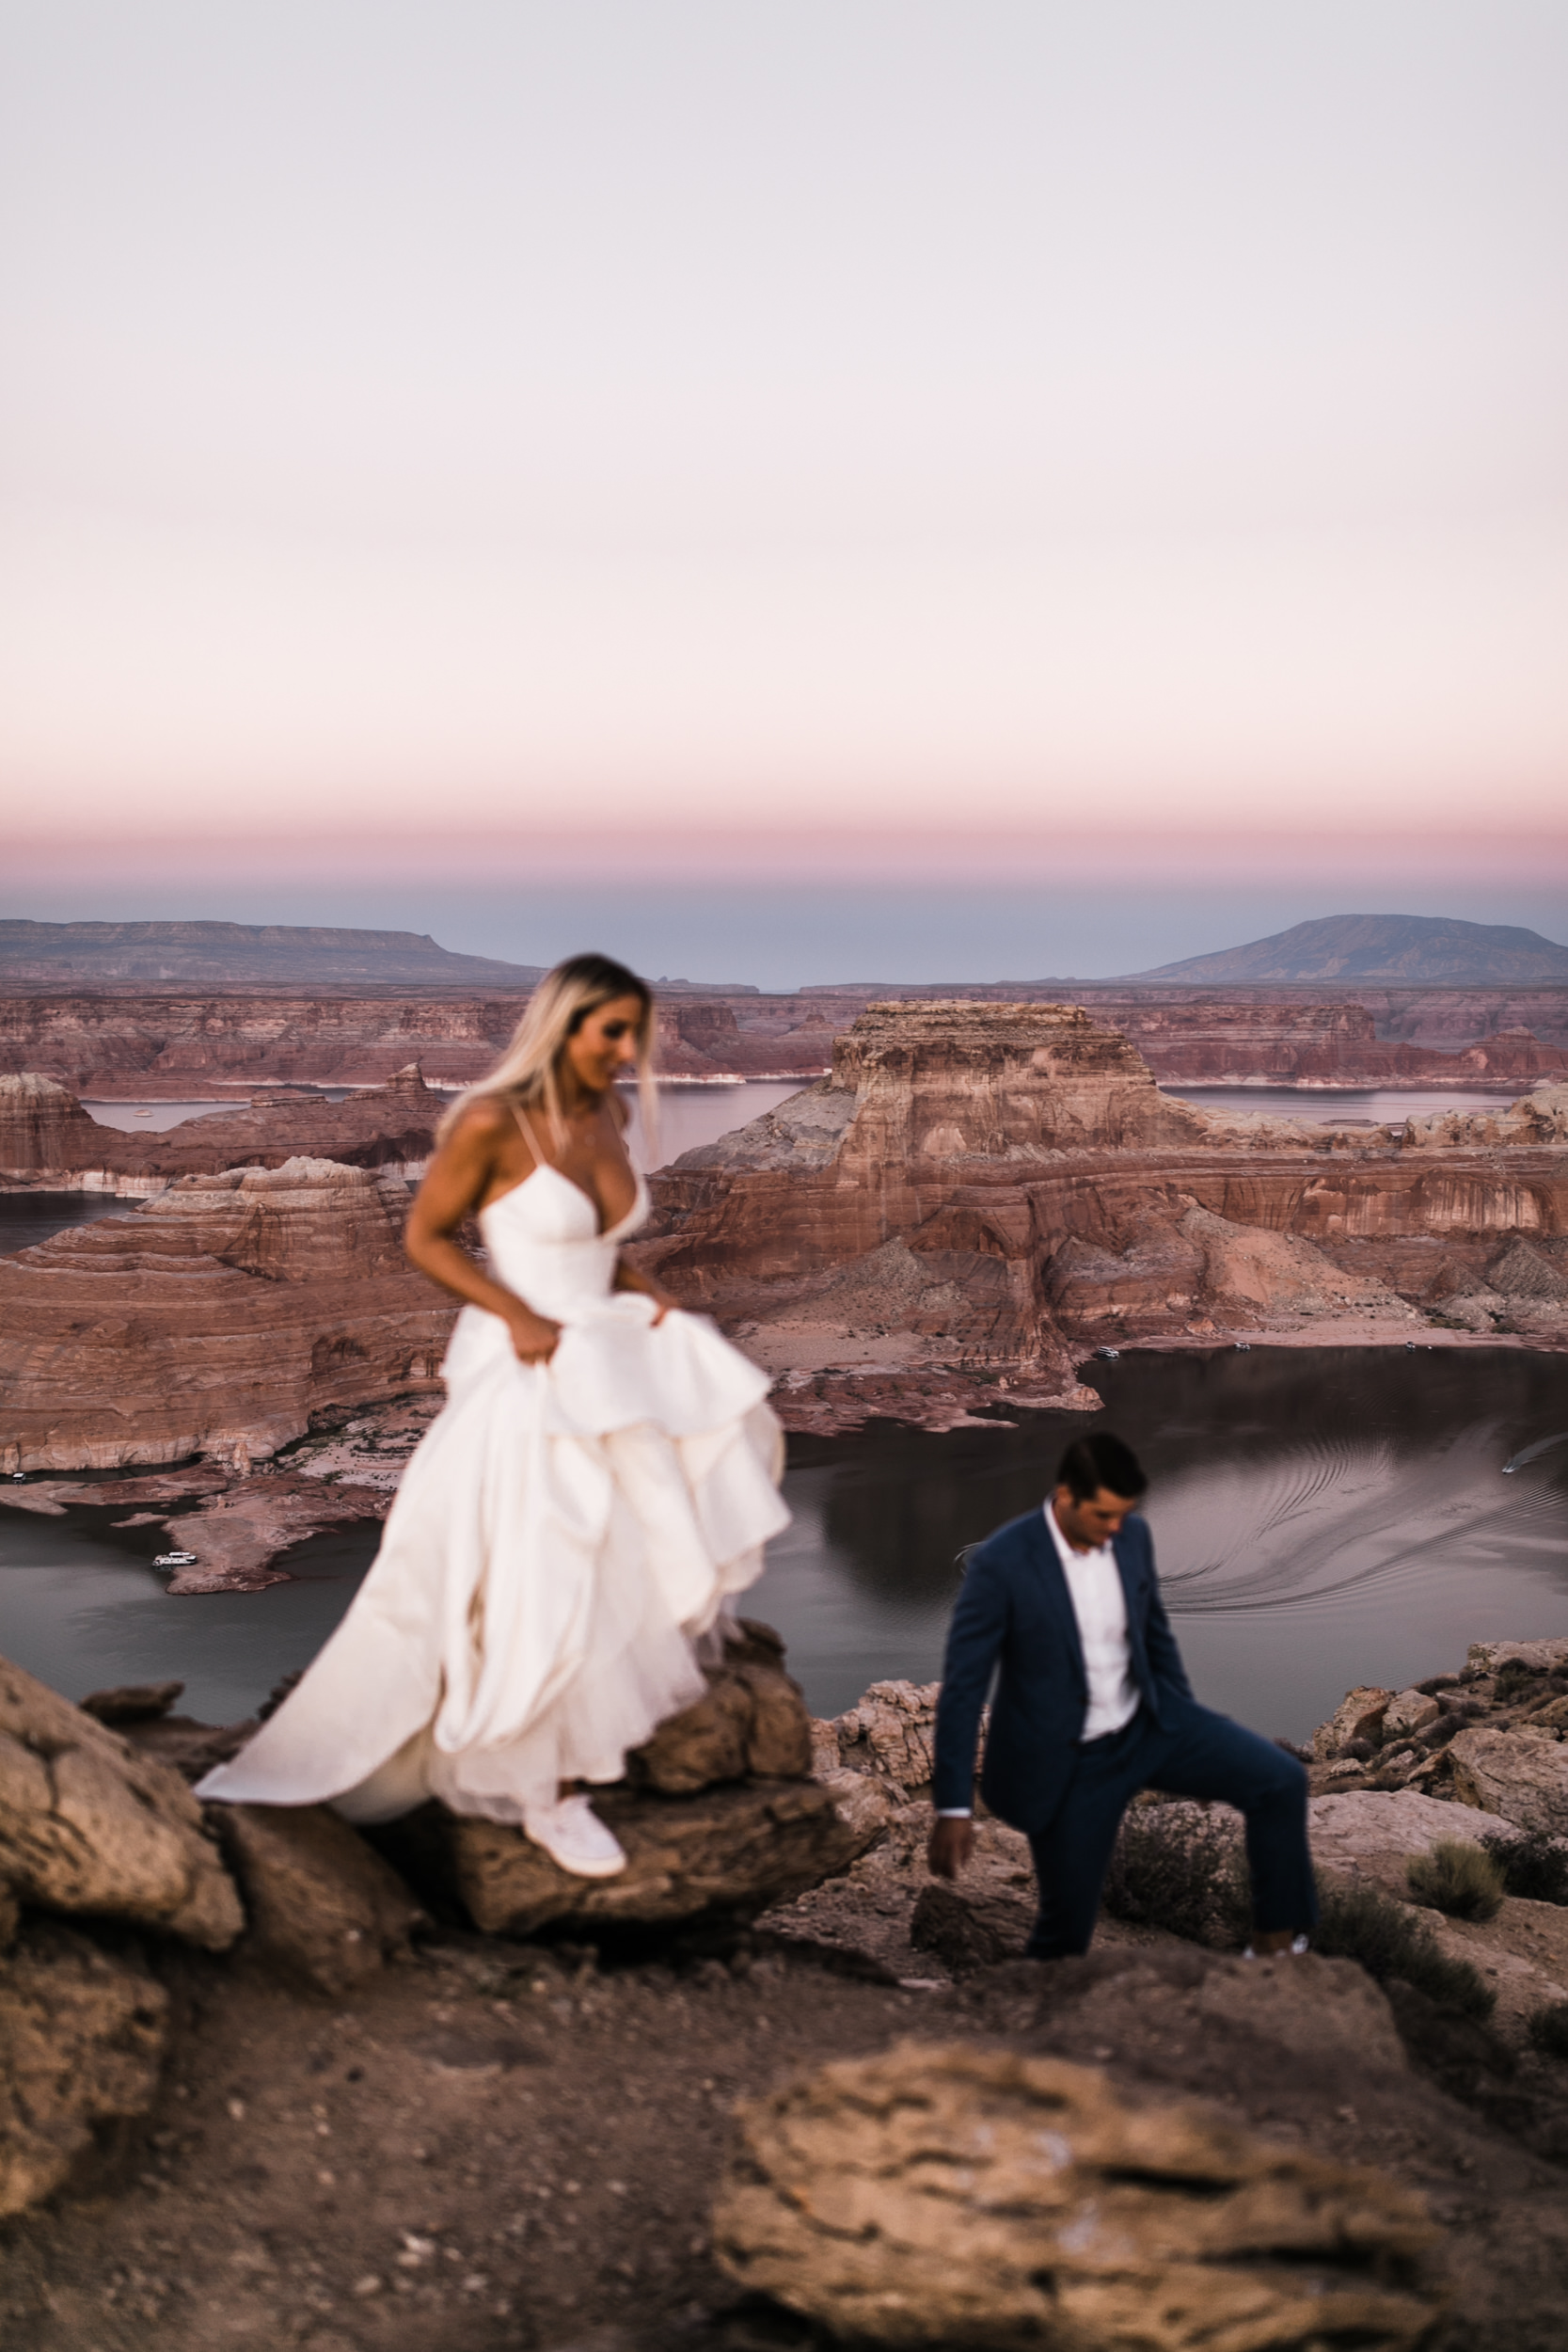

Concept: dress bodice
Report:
left=478, top=1162, right=650, bottom=1325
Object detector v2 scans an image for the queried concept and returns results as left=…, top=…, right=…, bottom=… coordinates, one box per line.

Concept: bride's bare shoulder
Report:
left=444, top=1095, right=523, bottom=1157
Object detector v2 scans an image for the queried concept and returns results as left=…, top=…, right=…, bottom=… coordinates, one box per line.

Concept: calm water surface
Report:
left=3, top=1350, right=1565, bottom=1740
left=1162, top=1085, right=1520, bottom=1124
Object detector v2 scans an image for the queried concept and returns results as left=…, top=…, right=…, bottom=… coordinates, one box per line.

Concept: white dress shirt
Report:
left=934, top=1501, right=1144, bottom=1818
left=1043, top=1501, right=1141, bottom=1741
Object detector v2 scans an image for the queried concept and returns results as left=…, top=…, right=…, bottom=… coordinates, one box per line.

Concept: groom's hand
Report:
left=927, top=1815, right=974, bottom=1880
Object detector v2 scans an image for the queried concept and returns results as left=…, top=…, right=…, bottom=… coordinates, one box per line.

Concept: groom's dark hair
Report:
left=1057, top=1432, right=1148, bottom=1502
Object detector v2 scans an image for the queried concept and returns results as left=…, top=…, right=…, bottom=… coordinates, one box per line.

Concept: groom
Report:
left=928, top=1431, right=1316, bottom=1959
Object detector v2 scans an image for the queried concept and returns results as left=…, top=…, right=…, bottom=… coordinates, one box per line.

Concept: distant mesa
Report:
left=0, top=919, right=547, bottom=991
left=0, top=919, right=756, bottom=994
left=1120, top=914, right=1568, bottom=987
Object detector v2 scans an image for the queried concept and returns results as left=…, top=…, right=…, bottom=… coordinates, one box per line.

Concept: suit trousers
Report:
left=1023, top=1700, right=1316, bottom=1960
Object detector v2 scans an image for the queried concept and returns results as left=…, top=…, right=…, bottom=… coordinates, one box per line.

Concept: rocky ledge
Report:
left=6, top=1631, right=1568, bottom=2348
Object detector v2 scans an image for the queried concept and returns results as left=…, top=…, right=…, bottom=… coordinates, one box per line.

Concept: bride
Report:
left=197, top=954, right=789, bottom=1877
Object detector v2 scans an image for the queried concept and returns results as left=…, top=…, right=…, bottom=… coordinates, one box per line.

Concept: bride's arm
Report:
left=404, top=1104, right=562, bottom=1362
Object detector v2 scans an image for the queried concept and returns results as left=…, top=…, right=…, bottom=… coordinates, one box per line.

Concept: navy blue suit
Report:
left=933, top=1506, right=1316, bottom=1957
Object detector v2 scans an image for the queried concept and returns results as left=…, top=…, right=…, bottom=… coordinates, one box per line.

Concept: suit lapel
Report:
left=1029, top=1509, right=1087, bottom=1696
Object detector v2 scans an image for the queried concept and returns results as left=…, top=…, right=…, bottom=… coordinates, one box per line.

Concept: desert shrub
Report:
left=1482, top=1828, right=1568, bottom=1906
left=1313, top=1877, right=1497, bottom=2021
left=1405, top=1838, right=1506, bottom=1921
left=1527, top=2000, right=1568, bottom=2060
left=1101, top=1804, right=1250, bottom=1947
left=1495, top=1660, right=1548, bottom=1705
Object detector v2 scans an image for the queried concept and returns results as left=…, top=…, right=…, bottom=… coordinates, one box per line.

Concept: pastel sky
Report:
left=4, top=2, right=1567, bottom=973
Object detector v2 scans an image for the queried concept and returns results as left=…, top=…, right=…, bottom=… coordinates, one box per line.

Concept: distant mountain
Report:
left=0, top=920, right=549, bottom=990
left=0, top=921, right=756, bottom=993
left=1122, top=914, right=1568, bottom=986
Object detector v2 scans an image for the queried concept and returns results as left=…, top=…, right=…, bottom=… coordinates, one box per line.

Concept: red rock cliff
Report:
left=0, top=1159, right=454, bottom=1472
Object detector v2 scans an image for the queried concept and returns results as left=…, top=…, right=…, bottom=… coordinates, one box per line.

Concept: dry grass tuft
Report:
left=1405, top=1837, right=1506, bottom=1922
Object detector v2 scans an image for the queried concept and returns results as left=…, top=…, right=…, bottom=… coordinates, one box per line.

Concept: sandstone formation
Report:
left=1078, top=997, right=1566, bottom=1091
left=714, top=2041, right=1441, bottom=2351
left=7, top=976, right=1566, bottom=1108
left=413, top=1777, right=865, bottom=1942
left=0, top=1062, right=443, bottom=1184
left=830, top=1680, right=942, bottom=1795
left=0, top=1923, right=170, bottom=2218
left=373, top=1623, right=890, bottom=1943
left=0, top=1158, right=453, bottom=1472
left=631, top=1620, right=815, bottom=1791
left=0, top=1073, right=116, bottom=1179
left=1307, top=1644, right=1568, bottom=1843
left=212, top=1804, right=427, bottom=1995
left=1448, top=1728, right=1568, bottom=1836
left=0, top=1657, right=242, bottom=1949
left=638, top=1000, right=1568, bottom=1428
left=826, top=976, right=1568, bottom=1054
left=1402, top=1083, right=1568, bottom=1149
left=0, top=989, right=833, bottom=1097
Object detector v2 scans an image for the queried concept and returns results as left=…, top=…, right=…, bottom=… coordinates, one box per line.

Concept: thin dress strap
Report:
left=511, top=1098, right=551, bottom=1168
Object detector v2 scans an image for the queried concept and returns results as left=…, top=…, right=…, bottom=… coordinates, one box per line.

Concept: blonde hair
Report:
left=437, top=952, right=658, bottom=1155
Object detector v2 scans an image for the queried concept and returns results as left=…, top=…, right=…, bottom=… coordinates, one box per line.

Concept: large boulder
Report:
left=0, top=1923, right=169, bottom=2217
left=1448, top=1725, right=1568, bottom=1836
left=212, top=1804, right=427, bottom=1995
left=832, top=1680, right=941, bottom=1792
left=0, top=1657, right=242, bottom=1949
left=714, top=2041, right=1441, bottom=2351
left=1467, top=1638, right=1568, bottom=1676
left=1309, top=1788, right=1518, bottom=1873
left=398, top=1776, right=875, bottom=1941
left=1311, top=1685, right=1394, bottom=1758
left=630, top=1621, right=814, bottom=1792
left=1382, top=1687, right=1442, bottom=1741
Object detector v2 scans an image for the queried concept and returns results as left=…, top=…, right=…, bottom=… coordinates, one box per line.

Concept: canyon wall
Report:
left=3, top=980, right=1565, bottom=1097
left=636, top=1006, right=1568, bottom=1424
left=814, top=984, right=1568, bottom=1065
left=0, top=993, right=837, bottom=1095
left=0, top=1160, right=455, bottom=1472
left=0, top=1066, right=443, bottom=1185
left=1076, top=999, right=1566, bottom=1089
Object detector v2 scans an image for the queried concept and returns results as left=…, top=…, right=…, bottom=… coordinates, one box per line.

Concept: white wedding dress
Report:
left=196, top=1160, right=789, bottom=1829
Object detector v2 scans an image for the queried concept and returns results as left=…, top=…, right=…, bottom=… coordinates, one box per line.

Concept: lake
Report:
left=4, top=1348, right=1564, bottom=1746
left=1161, top=1084, right=1520, bottom=1125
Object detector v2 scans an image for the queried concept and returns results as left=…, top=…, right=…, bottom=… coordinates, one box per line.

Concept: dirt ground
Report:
left=6, top=1908, right=1568, bottom=2352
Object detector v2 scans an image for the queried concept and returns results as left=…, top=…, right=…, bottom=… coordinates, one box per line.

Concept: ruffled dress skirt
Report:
left=197, top=1171, right=789, bottom=1826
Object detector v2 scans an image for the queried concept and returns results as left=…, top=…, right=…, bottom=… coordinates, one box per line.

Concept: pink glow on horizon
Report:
left=8, top=822, right=1566, bottom=893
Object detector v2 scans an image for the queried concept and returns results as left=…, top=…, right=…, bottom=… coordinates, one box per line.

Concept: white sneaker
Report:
left=523, top=1795, right=627, bottom=1879
left=1242, top=1933, right=1310, bottom=1959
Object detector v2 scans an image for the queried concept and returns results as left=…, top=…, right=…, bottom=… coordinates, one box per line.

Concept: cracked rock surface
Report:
left=714, top=2036, right=1444, bottom=2351
left=0, top=1658, right=242, bottom=1951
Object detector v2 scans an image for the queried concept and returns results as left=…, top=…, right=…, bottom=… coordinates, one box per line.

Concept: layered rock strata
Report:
left=715, top=2039, right=1442, bottom=2352
left=0, top=1159, right=453, bottom=1472
left=0, top=991, right=836, bottom=1096
left=7, top=978, right=1567, bottom=1099
left=637, top=1003, right=1568, bottom=1429
left=0, top=1063, right=443, bottom=1185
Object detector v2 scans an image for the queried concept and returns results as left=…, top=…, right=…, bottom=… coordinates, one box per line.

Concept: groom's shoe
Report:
left=524, top=1794, right=627, bottom=1879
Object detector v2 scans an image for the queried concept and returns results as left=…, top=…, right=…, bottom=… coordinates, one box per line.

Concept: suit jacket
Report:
left=931, top=1505, right=1195, bottom=1836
